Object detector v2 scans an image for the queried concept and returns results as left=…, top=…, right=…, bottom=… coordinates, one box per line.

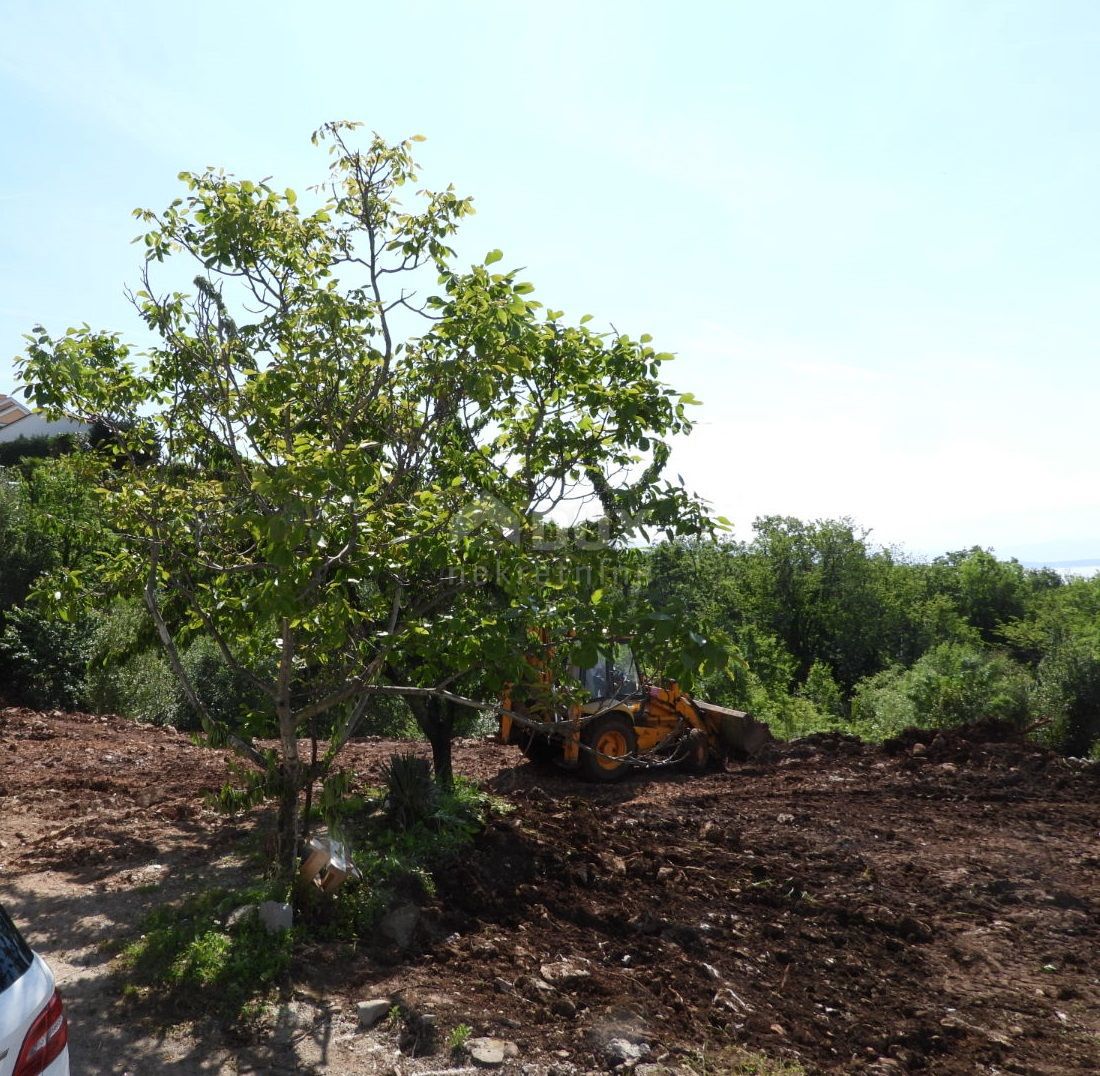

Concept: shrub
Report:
left=851, top=642, right=1033, bottom=739
left=383, top=753, right=439, bottom=830
left=1034, top=636, right=1100, bottom=756
left=800, top=660, right=845, bottom=718
left=0, top=604, right=90, bottom=709
left=173, top=634, right=265, bottom=733
left=86, top=604, right=269, bottom=732
left=93, top=647, right=179, bottom=725
left=0, top=433, right=82, bottom=468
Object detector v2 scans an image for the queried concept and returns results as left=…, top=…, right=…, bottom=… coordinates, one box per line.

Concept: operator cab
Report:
left=574, top=646, right=641, bottom=701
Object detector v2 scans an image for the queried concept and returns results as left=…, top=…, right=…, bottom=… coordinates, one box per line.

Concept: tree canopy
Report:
left=18, top=122, right=715, bottom=871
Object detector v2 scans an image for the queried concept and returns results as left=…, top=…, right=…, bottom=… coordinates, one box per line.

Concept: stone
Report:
left=224, top=904, right=257, bottom=930
left=379, top=902, right=420, bottom=949
left=357, top=998, right=391, bottom=1029
left=599, top=852, right=628, bottom=876
left=776, top=813, right=795, bottom=825
left=540, top=957, right=593, bottom=988
left=605, top=1037, right=650, bottom=1066
left=551, top=996, right=577, bottom=1018
left=699, top=821, right=723, bottom=843
left=258, top=900, right=293, bottom=933
left=467, top=1036, right=520, bottom=1065
left=518, top=975, right=556, bottom=1000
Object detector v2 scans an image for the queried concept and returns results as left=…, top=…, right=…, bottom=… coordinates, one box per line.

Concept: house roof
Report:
left=0, top=394, right=31, bottom=429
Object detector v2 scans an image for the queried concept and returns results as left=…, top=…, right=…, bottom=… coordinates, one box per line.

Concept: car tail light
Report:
left=14, top=988, right=68, bottom=1076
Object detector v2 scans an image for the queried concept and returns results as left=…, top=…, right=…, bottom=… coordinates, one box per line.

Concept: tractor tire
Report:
left=579, top=713, right=638, bottom=782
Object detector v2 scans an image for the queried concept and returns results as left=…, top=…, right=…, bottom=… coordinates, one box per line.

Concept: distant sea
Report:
left=1022, top=559, right=1100, bottom=579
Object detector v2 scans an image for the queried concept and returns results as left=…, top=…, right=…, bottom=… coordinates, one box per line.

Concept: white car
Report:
left=0, top=906, right=69, bottom=1076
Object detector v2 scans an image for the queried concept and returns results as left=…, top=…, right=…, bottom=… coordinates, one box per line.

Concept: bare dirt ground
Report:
left=1, top=706, right=1098, bottom=1075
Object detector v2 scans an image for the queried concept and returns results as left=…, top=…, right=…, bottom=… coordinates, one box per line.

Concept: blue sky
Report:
left=3, top=1, right=1099, bottom=562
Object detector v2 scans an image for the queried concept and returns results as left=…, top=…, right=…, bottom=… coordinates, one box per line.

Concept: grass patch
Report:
left=118, top=884, right=292, bottom=1019
left=687, top=1045, right=806, bottom=1075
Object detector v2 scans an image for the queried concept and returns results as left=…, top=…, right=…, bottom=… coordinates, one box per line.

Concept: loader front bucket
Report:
left=693, top=699, right=774, bottom=759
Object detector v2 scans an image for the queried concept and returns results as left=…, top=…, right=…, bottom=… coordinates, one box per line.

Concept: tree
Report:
left=731, top=516, right=889, bottom=690
left=19, top=122, right=713, bottom=875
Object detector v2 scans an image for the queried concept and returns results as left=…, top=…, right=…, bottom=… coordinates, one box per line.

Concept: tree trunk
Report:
left=427, top=718, right=454, bottom=789
left=409, top=696, right=455, bottom=789
left=275, top=761, right=302, bottom=878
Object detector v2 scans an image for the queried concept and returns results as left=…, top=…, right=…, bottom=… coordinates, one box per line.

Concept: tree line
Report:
left=641, top=519, right=1100, bottom=757
left=4, top=463, right=1097, bottom=762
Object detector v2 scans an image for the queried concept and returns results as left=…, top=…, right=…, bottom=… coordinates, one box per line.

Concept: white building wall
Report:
left=0, top=414, right=92, bottom=444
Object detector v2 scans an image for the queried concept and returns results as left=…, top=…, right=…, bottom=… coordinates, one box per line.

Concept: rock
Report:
left=225, top=904, right=257, bottom=930
left=700, top=821, right=723, bottom=843
left=467, top=1036, right=520, bottom=1065
left=518, top=975, right=556, bottom=1000
left=258, top=900, right=293, bottom=933
left=700, top=962, right=721, bottom=982
left=379, top=902, right=420, bottom=949
left=911, top=742, right=927, bottom=757
left=776, top=813, right=795, bottom=825
left=540, top=957, right=592, bottom=988
left=599, top=852, right=628, bottom=876
left=551, top=996, right=577, bottom=1018
left=605, top=1037, right=650, bottom=1066
left=357, top=998, right=391, bottom=1029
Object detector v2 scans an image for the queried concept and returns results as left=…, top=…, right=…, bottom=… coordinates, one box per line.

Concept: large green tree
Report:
left=19, top=123, right=712, bottom=874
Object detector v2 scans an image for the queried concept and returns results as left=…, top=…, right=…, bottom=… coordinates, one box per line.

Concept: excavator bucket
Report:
left=692, top=699, right=774, bottom=759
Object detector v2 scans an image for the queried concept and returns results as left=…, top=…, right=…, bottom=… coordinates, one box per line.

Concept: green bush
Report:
left=1034, top=636, right=1100, bottom=756
left=383, top=753, right=439, bottom=830
left=86, top=602, right=268, bottom=731
left=851, top=642, right=1033, bottom=739
left=85, top=600, right=168, bottom=720
left=304, top=776, right=500, bottom=941
left=0, top=605, right=90, bottom=709
left=800, top=660, right=845, bottom=718
left=91, top=647, right=179, bottom=725
left=0, top=433, right=82, bottom=468
left=173, top=634, right=264, bottom=732
left=351, top=692, right=421, bottom=739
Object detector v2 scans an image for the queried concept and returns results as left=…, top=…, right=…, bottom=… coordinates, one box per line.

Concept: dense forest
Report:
left=4, top=446, right=1098, bottom=761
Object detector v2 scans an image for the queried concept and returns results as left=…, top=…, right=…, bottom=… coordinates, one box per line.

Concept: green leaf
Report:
left=484, top=249, right=503, bottom=265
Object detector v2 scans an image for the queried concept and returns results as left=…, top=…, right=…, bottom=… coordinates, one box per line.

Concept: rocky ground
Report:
left=1, top=706, right=1098, bottom=1074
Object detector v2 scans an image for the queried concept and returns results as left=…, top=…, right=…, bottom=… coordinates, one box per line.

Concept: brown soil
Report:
left=1, top=706, right=1098, bottom=1074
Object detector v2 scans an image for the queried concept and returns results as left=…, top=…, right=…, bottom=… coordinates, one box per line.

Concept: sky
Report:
left=3, top=1, right=1100, bottom=564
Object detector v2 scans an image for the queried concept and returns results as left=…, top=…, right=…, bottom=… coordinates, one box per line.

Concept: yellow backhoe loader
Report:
left=499, top=647, right=773, bottom=781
